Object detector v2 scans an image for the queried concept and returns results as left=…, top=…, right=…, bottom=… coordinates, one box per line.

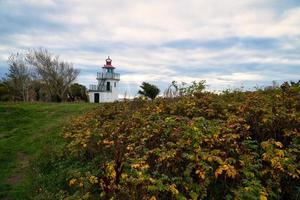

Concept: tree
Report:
left=164, top=81, right=206, bottom=98
left=26, top=48, right=80, bottom=102
left=30, top=79, right=49, bottom=101
left=68, top=83, right=88, bottom=101
left=6, top=53, right=32, bottom=101
left=180, top=80, right=206, bottom=96
left=0, top=80, right=11, bottom=101
left=164, top=81, right=187, bottom=98
left=138, top=82, right=160, bottom=100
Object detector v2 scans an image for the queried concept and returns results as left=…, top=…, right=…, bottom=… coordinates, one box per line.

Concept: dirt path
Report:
left=6, top=152, right=30, bottom=186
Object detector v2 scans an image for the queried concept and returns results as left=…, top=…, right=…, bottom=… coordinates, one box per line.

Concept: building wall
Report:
left=88, top=92, right=96, bottom=103
left=88, top=80, right=119, bottom=103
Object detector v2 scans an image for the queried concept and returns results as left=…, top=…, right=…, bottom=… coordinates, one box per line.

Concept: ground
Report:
left=0, top=102, right=98, bottom=199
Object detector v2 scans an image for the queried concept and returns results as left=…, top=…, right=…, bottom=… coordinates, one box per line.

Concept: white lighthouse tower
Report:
left=88, top=57, right=120, bottom=103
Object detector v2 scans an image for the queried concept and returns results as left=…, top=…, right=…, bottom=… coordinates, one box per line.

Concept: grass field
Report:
left=0, top=102, right=99, bottom=199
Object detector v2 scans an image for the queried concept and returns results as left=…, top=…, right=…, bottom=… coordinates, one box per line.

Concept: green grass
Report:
left=0, top=102, right=99, bottom=199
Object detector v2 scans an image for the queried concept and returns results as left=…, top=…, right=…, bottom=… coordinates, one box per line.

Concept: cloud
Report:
left=0, top=0, right=300, bottom=97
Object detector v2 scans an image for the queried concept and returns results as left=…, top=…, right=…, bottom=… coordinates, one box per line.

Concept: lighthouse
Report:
left=88, top=57, right=120, bottom=103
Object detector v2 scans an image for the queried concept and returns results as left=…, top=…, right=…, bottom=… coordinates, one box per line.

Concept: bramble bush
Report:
left=37, top=81, right=300, bottom=199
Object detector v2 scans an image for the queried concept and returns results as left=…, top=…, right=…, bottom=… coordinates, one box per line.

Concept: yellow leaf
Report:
left=149, top=196, right=156, bottom=200
left=89, top=175, right=98, bottom=184
left=196, top=170, right=206, bottom=179
left=260, top=195, right=267, bottom=200
left=215, top=164, right=236, bottom=178
left=215, top=166, right=224, bottom=177
left=274, top=141, right=283, bottom=148
left=260, top=191, right=268, bottom=200
left=226, top=165, right=237, bottom=178
left=262, top=153, right=269, bottom=161
left=275, top=149, right=285, bottom=157
left=169, top=184, right=179, bottom=195
left=207, top=156, right=213, bottom=162
left=69, top=178, right=77, bottom=186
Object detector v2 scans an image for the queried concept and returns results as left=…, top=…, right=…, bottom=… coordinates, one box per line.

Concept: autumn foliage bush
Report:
left=60, top=82, right=299, bottom=200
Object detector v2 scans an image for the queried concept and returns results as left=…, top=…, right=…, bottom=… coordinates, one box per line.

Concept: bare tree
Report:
left=164, top=81, right=187, bottom=98
left=164, top=81, right=206, bottom=98
left=26, top=48, right=79, bottom=102
left=6, top=53, right=32, bottom=101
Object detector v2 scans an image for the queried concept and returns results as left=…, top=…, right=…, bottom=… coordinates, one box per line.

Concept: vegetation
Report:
left=68, top=83, right=88, bottom=102
left=164, top=81, right=206, bottom=98
left=0, top=82, right=11, bottom=101
left=138, top=82, right=160, bottom=100
left=0, top=102, right=98, bottom=199
left=6, top=53, right=32, bottom=101
left=1, top=81, right=299, bottom=199
left=29, top=81, right=299, bottom=199
left=1, top=48, right=80, bottom=102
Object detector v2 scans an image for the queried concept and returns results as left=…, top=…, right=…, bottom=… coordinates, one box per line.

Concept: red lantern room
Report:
left=103, top=56, right=115, bottom=69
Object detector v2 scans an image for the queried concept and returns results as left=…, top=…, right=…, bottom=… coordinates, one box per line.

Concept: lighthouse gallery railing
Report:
left=97, top=72, right=120, bottom=80
left=89, top=84, right=113, bottom=92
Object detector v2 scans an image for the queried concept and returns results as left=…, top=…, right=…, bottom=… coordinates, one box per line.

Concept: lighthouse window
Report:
left=106, top=82, right=110, bottom=91
left=114, top=82, right=116, bottom=87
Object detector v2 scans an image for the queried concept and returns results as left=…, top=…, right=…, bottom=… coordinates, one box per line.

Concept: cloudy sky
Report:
left=1, top=0, right=300, bottom=97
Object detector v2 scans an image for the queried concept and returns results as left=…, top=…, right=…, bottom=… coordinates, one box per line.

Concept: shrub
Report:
left=41, top=82, right=300, bottom=199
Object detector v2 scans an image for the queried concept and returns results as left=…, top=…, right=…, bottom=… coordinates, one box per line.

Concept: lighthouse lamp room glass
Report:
left=88, top=57, right=120, bottom=103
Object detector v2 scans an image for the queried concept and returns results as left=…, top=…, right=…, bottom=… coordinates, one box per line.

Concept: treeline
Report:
left=0, top=48, right=87, bottom=102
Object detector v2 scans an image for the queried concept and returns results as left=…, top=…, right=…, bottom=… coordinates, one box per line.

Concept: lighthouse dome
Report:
left=103, top=56, right=115, bottom=68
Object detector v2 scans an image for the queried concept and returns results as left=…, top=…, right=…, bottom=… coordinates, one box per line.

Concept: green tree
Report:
left=68, top=83, right=87, bottom=101
left=180, top=80, right=206, bottom=96
left=0, top=80, right=11, bottom=101
left=138, top=82, right=160, bottom=100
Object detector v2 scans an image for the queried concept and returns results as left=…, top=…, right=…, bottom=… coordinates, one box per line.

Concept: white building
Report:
left=88, top=57, right=120, bottom=103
